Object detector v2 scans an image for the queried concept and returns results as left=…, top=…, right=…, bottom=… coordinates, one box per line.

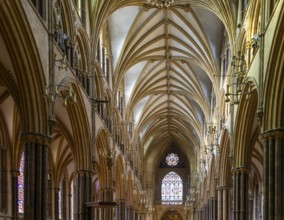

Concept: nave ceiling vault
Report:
left=105, top=2, right=225, bottom=166
left=2, top=0, right=284, bottom=219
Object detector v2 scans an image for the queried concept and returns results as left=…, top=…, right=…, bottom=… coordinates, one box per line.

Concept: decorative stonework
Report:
left=21, top=132, right=51, bottom=145
left=260, top=128, right=284, bottom=141
left=166, top=153, right=179, bottom=167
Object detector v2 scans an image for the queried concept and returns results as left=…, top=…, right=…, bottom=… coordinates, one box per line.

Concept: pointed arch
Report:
left=95, top=128, right=109, bottom=188
left=263, top=3, right=284, bottom=129
left=114, top=155, right=126, bottom=199
left=234, top=86, right=258, bottom=167
left=218, top=129, right=231, bottom=187
left=0, top=3, right=48, bottom=134
left=208, top=155, right=217, bottom=198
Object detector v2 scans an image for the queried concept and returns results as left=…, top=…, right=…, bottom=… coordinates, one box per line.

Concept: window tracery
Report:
left=161, top=172, right=183, bottom=205
left=166, top=153, right=179, bottom=167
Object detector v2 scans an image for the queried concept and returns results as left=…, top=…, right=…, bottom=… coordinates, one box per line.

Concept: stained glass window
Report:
left=18, top=152, right=24, bottom=213
left=161, top=172, right=183, bottom=205
left=166, top=153, right=179, bottom=166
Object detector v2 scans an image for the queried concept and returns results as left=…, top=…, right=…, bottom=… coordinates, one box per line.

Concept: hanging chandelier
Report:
left=146, top=0, right=174, bottom=8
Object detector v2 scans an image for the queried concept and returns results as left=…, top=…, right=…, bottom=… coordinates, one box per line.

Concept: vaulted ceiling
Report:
left=107, top=3, right=225, bottom=163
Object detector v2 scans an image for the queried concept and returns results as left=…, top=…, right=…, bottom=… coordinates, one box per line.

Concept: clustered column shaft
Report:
left=233, top=168, right=249, bottom=220
left=116, top=199, right=126, bottom=220
left=74, top=170, right=92, bottom=220
left=100, top=187, right=114, bottom=219
left=208, top=197, right=217, bottom=220
left=261, top=128, right=284, bottom=220
left=217, top=186, right=229, bottom=220
left=23, top=133, right=49, bottom=220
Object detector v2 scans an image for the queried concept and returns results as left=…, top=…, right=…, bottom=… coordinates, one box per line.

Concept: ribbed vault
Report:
left=106, top=2, right=225, bottom=186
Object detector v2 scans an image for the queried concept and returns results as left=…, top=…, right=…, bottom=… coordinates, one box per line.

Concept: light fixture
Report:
left=146, top=0, right=174, bottom=8
left=225, top=51, right=254, bottom=104
left=204, top=124, right=219, bottom=154
left=45, top=54, right=77, bottom=133
left=45, top=84, right=76, bottom=106
left=45, top=54, right=76, bottom=106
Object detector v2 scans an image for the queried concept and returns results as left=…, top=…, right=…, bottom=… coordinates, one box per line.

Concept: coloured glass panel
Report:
left=18, top=153, right=24, bottom=213
left=161, top=172, right=183, bottom=205
left=166, top=153, right=179, bottom=167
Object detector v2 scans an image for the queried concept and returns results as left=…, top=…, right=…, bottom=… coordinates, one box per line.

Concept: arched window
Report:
left=166, top=153, right=179, bottom=167
left=18, top=153, right=24, bottom=213
left=161, top=172, right=183, bottom=205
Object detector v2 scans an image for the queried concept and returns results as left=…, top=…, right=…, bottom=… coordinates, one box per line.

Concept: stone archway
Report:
left=161, top=210, right=183, bottom=220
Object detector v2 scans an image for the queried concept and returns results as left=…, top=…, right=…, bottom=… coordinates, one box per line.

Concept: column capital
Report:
left=21, top=131, right=51, bottom=145
left=232, top=167, right=249, bottom=174
left=100, top=187, right=115, bottom=193
left=216, top=185, right=229, bottom=190
left=260, top=127, right=284, bottom=140
left=73, top=169, right=94, bottom=176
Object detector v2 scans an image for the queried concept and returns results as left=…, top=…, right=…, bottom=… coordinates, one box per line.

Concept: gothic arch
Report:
left=0, top=3, right=48, bottom=134
left=95, top=128, right=110, bottom=188
left=53, top=80, right=92, bottom=170
left=160, top=208, right=184, bottom=220
left=58, top=0, right=75, bottom=39
left=263, top=3, right=284, bottom=129
left=218, top=129, right=231, bottom=186
left=114, top=155, right=126, bottom=199
left=246, top=0, right=261, bottom=37
left=208, top=155, right=217, bottom=198
left=75, top=26, right=91, bottom=71
left=234, top=87, right=258, bottom=167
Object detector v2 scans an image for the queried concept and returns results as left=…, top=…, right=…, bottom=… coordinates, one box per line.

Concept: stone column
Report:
left=127, top=206, right=134, bottom=220
left=217, top=186, right=229, bottom=220
left=11, top=170, right=19, bottom=220
left=191, top=207, right=196, bottom=220
left=54, top=188, right=60, bottom=220
left=74, top=170, right=92, bottom=220
left=22, top=132, right=49, bottom=220
left=116, top=199, right=126, bottom=220
left=100, top=187, right=114, bottom=219
left=261, top=128, right=284, bottom=220
left=209, top=197, right=217, bottom=220
left=233, top=168, right=249, bottom=220
left=0, top=146, right=8, bottom=214
left=62, top=178, right=67, bottom=220
left=48, top=172, right=53, bottom=219
left=135, top=210, right=139, bottom=220
left=68, top=193, right=72, bottom=220
left=249, top=195, right=254, bottom=220
left=140, top=212, right=146, bottom=220
left=205, top=204, right=209, bottom=220
left=199, top=207, right=204, bottom=220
